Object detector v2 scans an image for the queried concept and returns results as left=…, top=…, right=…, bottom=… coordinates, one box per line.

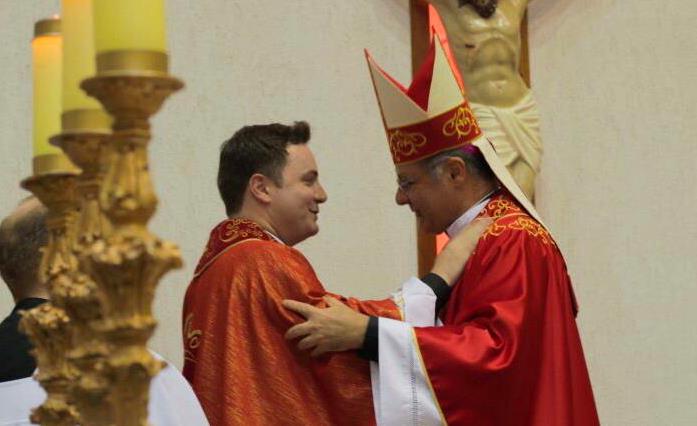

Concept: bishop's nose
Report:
left=395, top=187, right=409, bottom=206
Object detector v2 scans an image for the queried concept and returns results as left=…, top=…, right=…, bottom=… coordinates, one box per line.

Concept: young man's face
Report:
left=268, top=144, right=327, bottom=246
left=394, top=160, right=457, bottom=234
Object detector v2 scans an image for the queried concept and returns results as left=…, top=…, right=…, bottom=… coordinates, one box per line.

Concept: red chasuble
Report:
left=182, top=218, right=398, bottom=426
left=414, top=193, right=599, bottom=425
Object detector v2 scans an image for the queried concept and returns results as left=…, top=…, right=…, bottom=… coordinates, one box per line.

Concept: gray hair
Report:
left=424, top=147, right=496, bottom=182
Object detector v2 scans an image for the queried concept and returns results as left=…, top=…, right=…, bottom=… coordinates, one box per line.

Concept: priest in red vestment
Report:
left=182, top=121, right=489, bottom=425
left=284, top=37, right=600, bottom=425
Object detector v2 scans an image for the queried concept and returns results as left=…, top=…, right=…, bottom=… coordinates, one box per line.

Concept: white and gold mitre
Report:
left=365, top=35, right=542, bottom=223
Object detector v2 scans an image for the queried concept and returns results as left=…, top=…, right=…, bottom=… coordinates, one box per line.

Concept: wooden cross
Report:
left=410, top=0, right=531, bottom=275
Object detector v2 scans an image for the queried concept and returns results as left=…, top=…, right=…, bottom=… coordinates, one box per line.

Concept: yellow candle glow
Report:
left=61, top=0, right=101, bottom=113
left=93, top=0, right=167, bottom=53
left=32, top=18, right=63, bottom=164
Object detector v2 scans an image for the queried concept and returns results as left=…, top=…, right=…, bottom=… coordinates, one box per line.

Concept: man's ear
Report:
left=248, top=173, right=273, bottom=204
left=442, top=157, right=468, bottom=184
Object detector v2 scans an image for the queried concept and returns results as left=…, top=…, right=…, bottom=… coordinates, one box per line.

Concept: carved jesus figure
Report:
left=429, top=0, right=541, bottom=200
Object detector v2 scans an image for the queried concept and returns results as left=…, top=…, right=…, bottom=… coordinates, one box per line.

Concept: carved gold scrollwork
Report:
left=51, top=129, right=116, bottom=425
left=21, top=173, right=84, bottom=425
left=57, top=132, right=112, bottom=247
left=21, top=174, right=79, bottom=287
left=100, top=140, right=158, bottom=227
left=19, top=304, right=78, bottom=426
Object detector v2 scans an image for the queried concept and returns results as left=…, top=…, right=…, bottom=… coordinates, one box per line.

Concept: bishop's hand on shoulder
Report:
left=430, top=216, right=492, bottom=286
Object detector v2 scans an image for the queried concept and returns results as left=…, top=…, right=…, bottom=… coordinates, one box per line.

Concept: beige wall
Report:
left=1, top=1, right=696, bottom=425
left=529, top=0, right=697, bottom=424
left=0, top=0, right=415, bottom=365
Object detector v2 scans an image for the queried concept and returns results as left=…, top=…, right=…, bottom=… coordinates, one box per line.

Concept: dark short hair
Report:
left=424, top=145, right=496, bottom=182
left=217, top=121, right=311, bottom=216
left=0, top=202, right=48, bottom=291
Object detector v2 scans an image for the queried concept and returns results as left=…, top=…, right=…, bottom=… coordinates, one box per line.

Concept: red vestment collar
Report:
left=193, top=218, right=273, bottom=278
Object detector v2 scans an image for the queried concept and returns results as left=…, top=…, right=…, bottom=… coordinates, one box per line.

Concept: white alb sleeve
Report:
left=148, top=353, right=210, bottom=426
left=390, top=276, right=438, bottom=326
left=370, top=318, right=444, bottom=426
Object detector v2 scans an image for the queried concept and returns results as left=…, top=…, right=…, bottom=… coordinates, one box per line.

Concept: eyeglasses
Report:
left=397, top=170, right=431, bottom=192
left=396, top=178, right=416, bottom=192
left=396, top=159, right=446, bottom=192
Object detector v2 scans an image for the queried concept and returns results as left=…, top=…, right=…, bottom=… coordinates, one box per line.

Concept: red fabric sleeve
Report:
left=414, top=228, right=598, bottom=426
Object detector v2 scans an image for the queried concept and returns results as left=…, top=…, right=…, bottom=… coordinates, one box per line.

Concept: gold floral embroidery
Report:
left=485, top=199, right=522, bottom=218
left=483, top=214, right=554, bottom=246
left=484, top=220, right=508, bottom=237
left=220, top=219, right=267, bottom=243
left=220, top=223, right=240, bottom=242
left=388, top=129, right=427, bottom=161
left=194, top=219, right=272, bottom=278
left=183, top=313, right=203, bottom=363
left=509, top=217, right=554, bottom=245
left=479, top=196, right=554, bottom=245
left=442, top=105, right=480, bottom=140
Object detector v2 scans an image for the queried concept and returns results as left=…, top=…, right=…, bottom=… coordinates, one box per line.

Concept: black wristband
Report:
left=421, top=272, right=452, bottom=313
left=358, top=274, right=451, bottom=362
left=357, top=316, right=379, bottom=362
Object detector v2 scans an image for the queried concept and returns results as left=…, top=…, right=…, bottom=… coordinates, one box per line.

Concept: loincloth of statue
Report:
left=471, top=90, right=542, bottom=201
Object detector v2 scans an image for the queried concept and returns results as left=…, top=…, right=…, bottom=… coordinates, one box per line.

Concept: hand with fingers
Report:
left=283, top=296, right=369, bottom=357
left=431, top=216, right=493, bottom=285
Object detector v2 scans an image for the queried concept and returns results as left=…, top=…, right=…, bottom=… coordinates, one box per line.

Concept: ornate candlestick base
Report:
left=19, top=304, right=78, bottom=426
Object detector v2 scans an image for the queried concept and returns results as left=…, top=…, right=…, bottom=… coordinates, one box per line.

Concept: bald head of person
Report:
left=0, top=197, right=49, bottom=303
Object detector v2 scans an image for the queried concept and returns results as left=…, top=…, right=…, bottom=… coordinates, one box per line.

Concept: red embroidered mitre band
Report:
left=387, top=102, right=482, bottom=164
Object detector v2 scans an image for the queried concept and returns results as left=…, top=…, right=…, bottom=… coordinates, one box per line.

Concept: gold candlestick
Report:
left=21, top=172, right=79, bottom=280
left=24, top=14, right=87, bottom=426
left=59, top=2, right=116, bottom=418
left=19, top=303, right=78, bottom=426
left=51, top=122, right=114, bottom=425
left=80, top=52, right=183, bottom=425
left=20, top=171, right=80, bottom=426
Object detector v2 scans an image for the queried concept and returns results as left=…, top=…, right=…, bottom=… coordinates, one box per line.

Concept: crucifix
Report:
left=411, top=0, right=539, bottom=274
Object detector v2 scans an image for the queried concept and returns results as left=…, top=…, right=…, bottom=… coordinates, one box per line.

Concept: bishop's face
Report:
left=394, top=160, right=459, bottom=234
